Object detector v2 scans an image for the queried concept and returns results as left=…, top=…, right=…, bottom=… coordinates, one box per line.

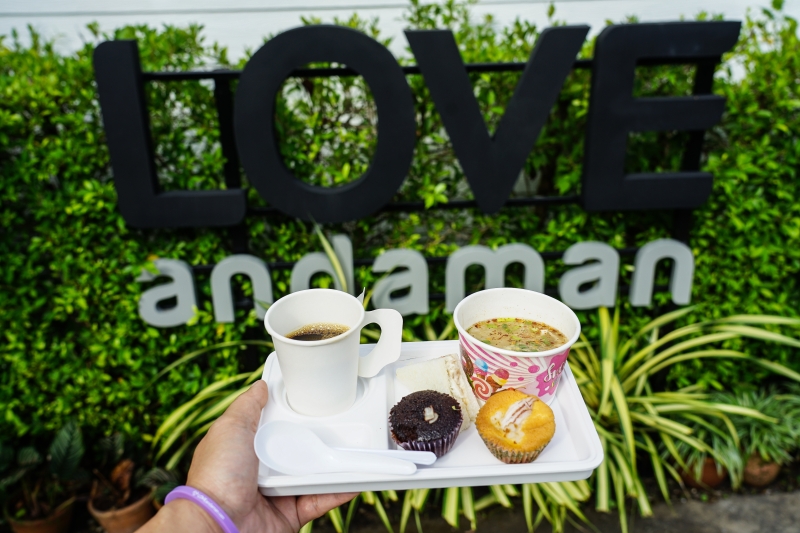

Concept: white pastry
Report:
left=395, top=354, right=481, bottom=432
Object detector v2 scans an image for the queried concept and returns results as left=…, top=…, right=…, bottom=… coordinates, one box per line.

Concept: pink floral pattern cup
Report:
left=453, top=288, right=581, bottom=405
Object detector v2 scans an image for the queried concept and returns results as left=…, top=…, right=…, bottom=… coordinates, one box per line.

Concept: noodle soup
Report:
left=467, top=318, right=568, bottom=352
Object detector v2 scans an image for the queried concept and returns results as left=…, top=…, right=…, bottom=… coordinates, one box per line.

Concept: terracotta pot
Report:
left=681, top=457, right=727, bottom=489
left=743, top=454, right=782, bottom=488
left=88, top=491, right=155, bottom=533
left=7, top=500, right=74, bottom=533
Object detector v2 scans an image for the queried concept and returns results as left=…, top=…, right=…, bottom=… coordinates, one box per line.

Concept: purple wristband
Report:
left=165, top=486, right=239, bottom=533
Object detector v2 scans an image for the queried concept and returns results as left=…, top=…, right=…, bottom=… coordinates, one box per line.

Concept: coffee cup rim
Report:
left=264, top=288, right=365, bottom=347
left=452, top=288, right=581, bottom=358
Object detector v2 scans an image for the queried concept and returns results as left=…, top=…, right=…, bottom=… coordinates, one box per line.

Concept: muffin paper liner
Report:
left=389, top=412, right=462, bottom=458
left=479, top=436, right=546, bottom=464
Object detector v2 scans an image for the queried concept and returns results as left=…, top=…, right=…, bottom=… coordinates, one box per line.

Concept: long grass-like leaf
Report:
left=327, top=507, right=344, bottom=533
left=644, top=350, right=800, bottom=384
left=660, top=433, right=686, bottom=471
left=412, top=488, right=429, bottom=511
left=153, top=373, right=249, bottom=444
left=642, top=433, right=670, bottom=504
left=651, top=401, right=775, bottom=426
left=441, top=487, right=459, bottom=528
left=472, top=493, right=497, bottom=512
left=578, top=333, right=601, bottom=376
left=629, top=411, right=694, bottom=436
left=662, top=461, right=684, bottom=486
left=541, top=483, right=590, bottom=523
left=193, top=387, right=249, bottom=426
left=608, top=460, right=628, bottom=533
left=610, top=377, right=636, bottom=474
left=245, top=364, right=266, bottom=384
left=399, top=491, right=412, bottom=533
left=530, top=484, right=552, bottom=522
left=716, top=315, right=800, bottom=326
left=598, top=358, right=615, bottom=418
left=522, top=484, right=534, bottom=533
left=633, top=475, right=653, bottom=517
left=618, top=324, right=704, bottom=378
left=595, top=436, right=610, bottom=512
left=621, top=333, right=739, bottom=389
left=164, top=420, right=214, bottom=470
left=344, top=495, right=360, bottom=533
left=364, top=491, right=393, bottom=533
left=437, top=317, right=456, bottom=340
left=489, top=485, right=512, bottom=508
left=713, top=324, right=800, bottom=348
left=461, top=486, right=476, bottom=530
left=156, top=409, right=202, bottom=460
left=629, top=305, right=696, bottom=341
left=570, top=346, right=600, bottom=384
left=149, top=341, right=272, bottom=384
left=608, top=445, right=636, bottom=497
left=423, top=321, right=437, bottom=342
left=569, top=479, right=592, bottom=502
left=314, top=224, right=348, bottom=293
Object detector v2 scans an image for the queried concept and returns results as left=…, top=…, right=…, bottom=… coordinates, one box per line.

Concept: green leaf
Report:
left=314, top=224, right=348, bottom=294
left=327, top=507, right=344, bottom=533
left=399, top=490, right=413, bottom=533
left=344, top=494, right=360, bottom=533
left=48, top=420, right=84, bottom=480
left=522, top=484, right=534, bottom=533
left=441, top=486, right=460, bottom=528
left=489, top=484, right=512, bottom=508
left=610, top=377, right=636, bottom=474
left=149, top=341, right=272, bottom=385
left=17, top=447, right=42, bottom=468
left=461, top=486, right=476, bottom=530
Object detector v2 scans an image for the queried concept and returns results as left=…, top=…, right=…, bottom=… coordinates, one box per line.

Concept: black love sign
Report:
left=93, top=21, right=740, bottom=227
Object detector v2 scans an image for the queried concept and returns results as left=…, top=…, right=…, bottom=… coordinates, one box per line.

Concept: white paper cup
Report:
left=265, top=289, right=403, bottom=416
left=453, top=288, right=581, bottom=405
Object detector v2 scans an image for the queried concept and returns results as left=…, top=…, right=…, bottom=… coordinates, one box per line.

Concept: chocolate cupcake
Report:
left=389, top=390, right=462, bottom=457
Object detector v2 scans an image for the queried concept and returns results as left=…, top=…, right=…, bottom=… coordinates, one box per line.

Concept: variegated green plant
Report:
left=570, top=306, right=800, bottom=533
left=149, top=343, right=270, bottom=470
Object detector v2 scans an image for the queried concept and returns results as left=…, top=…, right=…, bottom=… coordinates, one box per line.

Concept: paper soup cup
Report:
left=453, top=288, right=581, bottom=405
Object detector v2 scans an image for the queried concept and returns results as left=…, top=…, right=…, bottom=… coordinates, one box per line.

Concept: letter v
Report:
left=405, top=26, right=588, bottom=213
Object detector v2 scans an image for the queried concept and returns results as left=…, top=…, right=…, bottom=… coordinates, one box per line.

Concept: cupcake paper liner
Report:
left=389, top=412, right=462, bottom=458
left=479, top=436, right=546, bottom=464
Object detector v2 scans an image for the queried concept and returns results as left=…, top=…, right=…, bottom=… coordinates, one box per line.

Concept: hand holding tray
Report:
left=256, top=340, right=603, bottom=497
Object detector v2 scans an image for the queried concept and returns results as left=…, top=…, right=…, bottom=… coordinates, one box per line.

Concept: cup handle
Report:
left=357, top=308, right=403, bottom=378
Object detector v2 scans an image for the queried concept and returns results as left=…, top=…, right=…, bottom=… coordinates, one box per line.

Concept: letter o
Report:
left=234, top=25, right=416, bottom=223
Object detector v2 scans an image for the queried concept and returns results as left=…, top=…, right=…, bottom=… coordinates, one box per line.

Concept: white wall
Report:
left=0, top=0, right=789, bottom=60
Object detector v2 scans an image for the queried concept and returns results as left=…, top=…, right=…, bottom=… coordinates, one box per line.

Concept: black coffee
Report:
left=286, top=322, right=349, bottom=341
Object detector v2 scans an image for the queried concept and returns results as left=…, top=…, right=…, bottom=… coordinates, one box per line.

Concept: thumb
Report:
left=221, top=379, right=269, bottom=430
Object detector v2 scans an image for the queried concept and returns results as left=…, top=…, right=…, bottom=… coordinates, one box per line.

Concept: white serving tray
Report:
left=257, top=341, right=603, bottom=496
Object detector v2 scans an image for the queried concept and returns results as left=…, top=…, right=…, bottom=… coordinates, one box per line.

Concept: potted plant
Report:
left=670, top=415, right=742, bottom=490
left=87, top=434, right=156, bottom=533
left=0, top=421, right=87, bottom=533
left=714, top=386, right=800, bottom=488
left=137, top=467, right=180, bottom=511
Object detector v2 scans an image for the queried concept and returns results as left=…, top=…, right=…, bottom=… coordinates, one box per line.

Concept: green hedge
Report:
left=2, top=0, right=799, bottom=450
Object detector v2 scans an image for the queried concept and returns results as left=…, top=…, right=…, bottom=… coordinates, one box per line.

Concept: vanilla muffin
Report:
left=476, top=389, right=555, bottom=464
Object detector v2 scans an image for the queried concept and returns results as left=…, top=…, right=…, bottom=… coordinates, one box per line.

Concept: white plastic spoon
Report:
left=255, top=421, right=417, bottom=476
left=333, top=448, right=437, bottom=465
